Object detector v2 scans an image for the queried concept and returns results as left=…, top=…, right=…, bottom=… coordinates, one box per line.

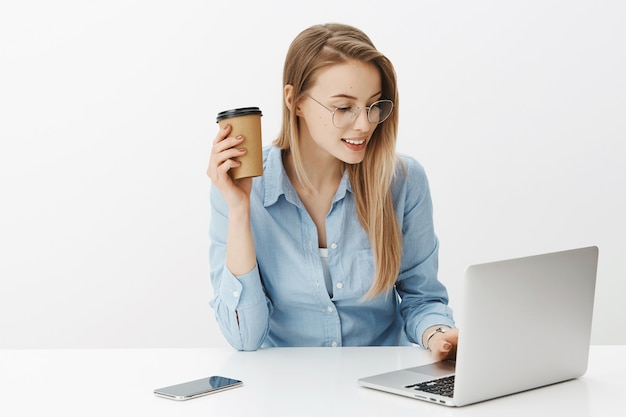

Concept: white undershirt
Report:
left=319, top=248, right=332, bottom=297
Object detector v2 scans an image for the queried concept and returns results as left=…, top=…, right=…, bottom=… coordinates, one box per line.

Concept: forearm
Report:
left=225, top=205, right=256, bottom=276
left=209, top=187, right=269, bottom=350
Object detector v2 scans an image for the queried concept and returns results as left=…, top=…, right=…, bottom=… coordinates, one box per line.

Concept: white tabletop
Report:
left=1, top=346, right=623, bottom=416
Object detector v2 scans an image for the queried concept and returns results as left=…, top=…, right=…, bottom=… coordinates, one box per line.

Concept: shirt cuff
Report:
left=217, top=265, right=264, bottom=310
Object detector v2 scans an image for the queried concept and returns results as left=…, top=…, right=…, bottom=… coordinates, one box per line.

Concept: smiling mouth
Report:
left=342, top=138, right=366, bottom=145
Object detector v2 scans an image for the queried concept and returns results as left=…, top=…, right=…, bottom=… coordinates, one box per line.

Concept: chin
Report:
left=341, top=154, right=366, bottom=165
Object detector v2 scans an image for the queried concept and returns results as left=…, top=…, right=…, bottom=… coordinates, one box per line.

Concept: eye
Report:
left=335, top=105, right=356, bottom=113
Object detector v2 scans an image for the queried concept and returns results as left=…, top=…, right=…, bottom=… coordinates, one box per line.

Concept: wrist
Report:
left=228, top=204, right=251, bottom=223
left=424, top=326, right=451, bottom=350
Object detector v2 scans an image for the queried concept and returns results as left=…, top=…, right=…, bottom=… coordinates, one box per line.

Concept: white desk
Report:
left=1, top=346, right=623, bottom=416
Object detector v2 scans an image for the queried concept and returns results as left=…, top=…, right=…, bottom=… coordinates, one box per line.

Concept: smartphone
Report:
left=154, top=376, right=243, bottom=401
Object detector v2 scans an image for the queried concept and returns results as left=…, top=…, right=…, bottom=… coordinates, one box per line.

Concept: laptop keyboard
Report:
left=405, top=375, right=455, bottom=398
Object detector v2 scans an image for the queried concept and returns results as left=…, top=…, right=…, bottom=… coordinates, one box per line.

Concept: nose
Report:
left=352, top=107, right=371, bottom=131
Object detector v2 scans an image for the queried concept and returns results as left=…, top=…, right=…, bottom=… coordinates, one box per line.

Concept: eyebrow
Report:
left=330, top=91, right=382, bottom=100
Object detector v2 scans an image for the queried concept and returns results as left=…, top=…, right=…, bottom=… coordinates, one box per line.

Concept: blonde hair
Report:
left=273, top=23, right=402, bottom=298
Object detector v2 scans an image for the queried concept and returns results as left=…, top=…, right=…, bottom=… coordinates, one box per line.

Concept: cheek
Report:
left=308, top=116, right=333, bottom=136
left=317, top=114, right=331, bottom=129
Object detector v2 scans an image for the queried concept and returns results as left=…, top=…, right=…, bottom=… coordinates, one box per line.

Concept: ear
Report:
left=284, top=84, right=303, bottom=116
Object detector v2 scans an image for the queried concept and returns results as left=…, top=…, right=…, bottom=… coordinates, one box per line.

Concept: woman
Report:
left=207, top=23, right=458, bottom=360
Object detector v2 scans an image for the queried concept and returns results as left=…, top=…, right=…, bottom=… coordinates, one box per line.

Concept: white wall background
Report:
left=1, top=0, right=624, bottom=348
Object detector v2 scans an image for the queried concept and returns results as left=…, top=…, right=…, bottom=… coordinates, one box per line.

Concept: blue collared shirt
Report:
left=209, top=145, right=454, bottom=351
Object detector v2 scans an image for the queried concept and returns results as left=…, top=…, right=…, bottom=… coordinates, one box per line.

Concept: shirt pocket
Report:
left=340, top=248, right=376, bottom=298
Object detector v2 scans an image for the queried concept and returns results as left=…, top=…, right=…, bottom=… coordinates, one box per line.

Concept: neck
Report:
left=283, top=148, right=343, bottom=195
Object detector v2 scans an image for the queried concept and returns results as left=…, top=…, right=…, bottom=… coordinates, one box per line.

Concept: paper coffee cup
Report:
left=216, top=107, right=263, bottom=179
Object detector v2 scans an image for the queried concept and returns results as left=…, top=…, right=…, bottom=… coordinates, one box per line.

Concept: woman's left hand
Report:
left=426, top=328, right=459, bottom=362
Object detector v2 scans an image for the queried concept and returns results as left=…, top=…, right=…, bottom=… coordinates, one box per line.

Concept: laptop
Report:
left=358, top=246, right=599, bottom=407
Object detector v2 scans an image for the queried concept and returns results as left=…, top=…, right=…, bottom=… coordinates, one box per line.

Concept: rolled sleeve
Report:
left=209, top=185, right=271, bottom=351
left=395, top=156, right=455, bottom=348
left=215, top=267, right=265, bottom=310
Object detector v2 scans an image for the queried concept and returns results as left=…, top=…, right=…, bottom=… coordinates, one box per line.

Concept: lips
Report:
left=342, top=137, right=367, bottom=151
left=343, top=138, right=366, bottom=145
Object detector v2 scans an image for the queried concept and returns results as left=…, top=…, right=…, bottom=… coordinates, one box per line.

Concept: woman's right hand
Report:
left=207, top=123, right=253, bottom=210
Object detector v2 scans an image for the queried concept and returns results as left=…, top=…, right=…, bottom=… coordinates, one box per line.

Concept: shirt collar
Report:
left=263, top=145, right=352, bottom=208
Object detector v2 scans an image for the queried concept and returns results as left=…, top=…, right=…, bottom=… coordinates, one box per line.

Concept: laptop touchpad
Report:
left=406, top=361, right=455, bottom=377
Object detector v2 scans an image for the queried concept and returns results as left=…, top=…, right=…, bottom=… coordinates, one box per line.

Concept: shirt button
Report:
left=327, top=306, right=333, bottom=313
left=330, top=243, right=338, bottom=249
left=336, top=282, right=343, bottom=289
left=232, top=291, right=239, bottom=298
left=331, top=341, right=338, bottom=347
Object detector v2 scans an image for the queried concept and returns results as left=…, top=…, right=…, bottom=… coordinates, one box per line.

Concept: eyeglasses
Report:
left=307, top=95, right=394, bottom=129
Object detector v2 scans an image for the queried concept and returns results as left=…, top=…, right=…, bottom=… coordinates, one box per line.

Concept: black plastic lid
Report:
left=216, top=107, right=263, bottom=122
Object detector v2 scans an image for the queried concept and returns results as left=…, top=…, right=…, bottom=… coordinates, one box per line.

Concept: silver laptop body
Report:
left=358, top=246, right=599, bottom=407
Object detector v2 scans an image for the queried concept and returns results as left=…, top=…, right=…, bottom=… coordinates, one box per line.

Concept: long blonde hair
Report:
left=274, top=23, right=402, bottom=299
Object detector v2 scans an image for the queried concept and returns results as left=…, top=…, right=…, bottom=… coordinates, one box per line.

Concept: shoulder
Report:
left=391, top=153, right=432, bottom=209
left=253, top=145, right=286, bottom=206
left=261, top=144, right=282, bottom=178
left=394, top=153, right=429, bottom=187
left=263, top=144, right=277, bottom=162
